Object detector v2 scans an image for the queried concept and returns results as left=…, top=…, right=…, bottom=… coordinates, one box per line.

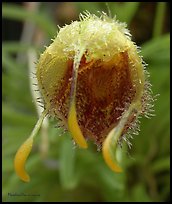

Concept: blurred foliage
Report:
left=2, top=2, right=170, bottom=202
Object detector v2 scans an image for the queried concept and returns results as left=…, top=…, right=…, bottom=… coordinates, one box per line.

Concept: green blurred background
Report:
left=2, top=2, right=170, bottom=202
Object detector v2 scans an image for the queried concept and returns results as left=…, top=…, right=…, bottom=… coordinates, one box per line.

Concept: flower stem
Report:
left=153, top=2, right=166, bottom=38
left=30, top=110, right=48, bottom=139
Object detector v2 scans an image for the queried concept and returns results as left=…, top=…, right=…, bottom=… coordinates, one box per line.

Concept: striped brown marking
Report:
left=51, top=52, right=136, bottom=145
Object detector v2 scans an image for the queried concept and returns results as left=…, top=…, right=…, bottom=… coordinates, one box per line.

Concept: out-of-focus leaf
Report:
left=2, top=4, right=56, bottom=38
left=153, top=3, right=166, bottom=38
left=109, top=2, right=140, bottom=24
left=75, top=2, right=139, bottom=24
left=141, top=34, right=170, bottom=65
left=95, top=154, right=126, bottom=201
left=59, top=136, right=78, bottom=189
left=75, top=2, right=102, bottom=14
left=130, top=184, right=152, bottom=202
left=2, top=51, right=35, bottom=111
left=2, top=42, right=39, bottom=53
left=151, top=157, right=170, bottom=173
left=2, top=102, right=35, bottom=126
left=2, top=51, right=26, bottom=78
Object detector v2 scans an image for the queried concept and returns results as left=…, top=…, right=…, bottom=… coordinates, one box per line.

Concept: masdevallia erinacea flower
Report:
left=14, top=12, right=154, bottom=182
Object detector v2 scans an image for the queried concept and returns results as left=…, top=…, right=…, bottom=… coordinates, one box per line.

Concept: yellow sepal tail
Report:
left=68, top=101, right=88, bottom=149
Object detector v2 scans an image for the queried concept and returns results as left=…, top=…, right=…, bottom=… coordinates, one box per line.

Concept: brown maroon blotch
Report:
left=52, top=51, right=136, bottom=146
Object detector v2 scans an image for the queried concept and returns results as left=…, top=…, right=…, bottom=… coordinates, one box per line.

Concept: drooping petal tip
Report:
left=14, top=110, right=47, bottom=182
left=14, top=137, right=33, bottom=182
left=102, top=128, right=122, bottom=173
left=68, top=100, right=88, bottom=149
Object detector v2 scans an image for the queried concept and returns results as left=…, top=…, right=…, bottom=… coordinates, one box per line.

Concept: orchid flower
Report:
left=14, top=12, right=154, bottom=182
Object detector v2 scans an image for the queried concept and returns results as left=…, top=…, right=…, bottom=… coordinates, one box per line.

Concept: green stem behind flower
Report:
left=153, top=2, right=166, bottom=38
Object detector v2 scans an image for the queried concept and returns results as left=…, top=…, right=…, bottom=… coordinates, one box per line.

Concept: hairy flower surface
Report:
left=14, top=12, right=154, bottom=182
